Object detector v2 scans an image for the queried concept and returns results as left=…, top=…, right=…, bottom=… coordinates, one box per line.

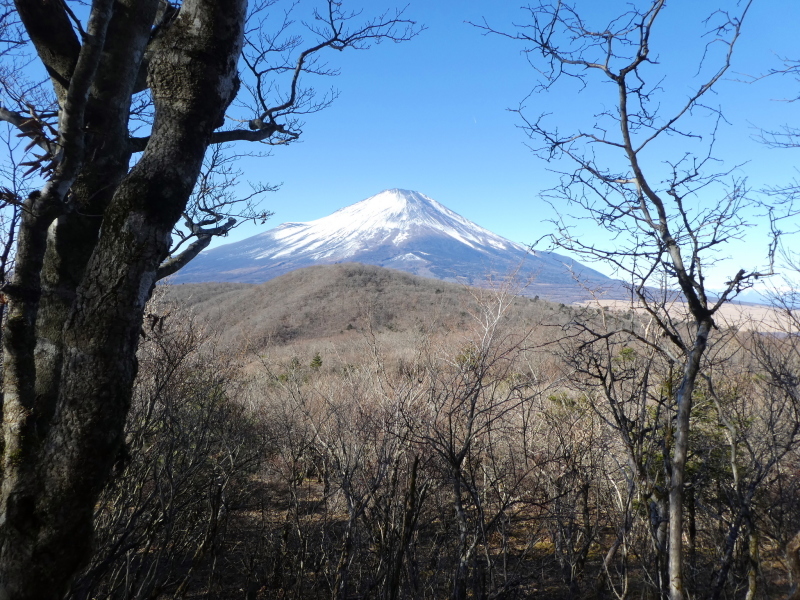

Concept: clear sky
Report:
left=218, top=0, right=800, bottom=291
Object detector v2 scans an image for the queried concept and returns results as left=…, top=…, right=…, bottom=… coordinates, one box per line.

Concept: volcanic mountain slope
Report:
left=173, top=189, right=625, bottom=302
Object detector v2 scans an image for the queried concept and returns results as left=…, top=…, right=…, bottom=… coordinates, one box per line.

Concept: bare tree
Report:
left=477, top=1, right=770, bottom=597
left=67, top=295, right=263, bottom=600
left=0, top=1, right=418, bottom=598
left=412, top=284, right=539, bottom=600
left=559, top=318, right=673, bottom=596
left=740, top=46, right=800, bottom=600
left=157, top=143, right=276, bottom=279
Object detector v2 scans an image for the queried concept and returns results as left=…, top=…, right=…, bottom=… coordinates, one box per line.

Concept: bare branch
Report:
left=237, top=1, right=421, bottom=142
left=156, top=216, right=236, bottom=280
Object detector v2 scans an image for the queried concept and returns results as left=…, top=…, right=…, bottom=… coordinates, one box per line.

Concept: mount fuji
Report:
left=172, top=189, right=623, bottom=301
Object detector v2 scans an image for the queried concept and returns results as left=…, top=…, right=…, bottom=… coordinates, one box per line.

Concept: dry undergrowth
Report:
left=69, top=265, right=800, bottom=599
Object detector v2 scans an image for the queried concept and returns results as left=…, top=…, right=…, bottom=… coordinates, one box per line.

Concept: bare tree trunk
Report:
left=709, top=511, right=745, bottom=600
left=0, top=2, right=246, bottom=598
left=668, top=320, right=711, bottom=600
left=333, top=519, right=355, bottom=600
left=452, top=472, right=471, bottom=600
left=686, top=485, right=696, bottom=585
left=386, top=456, right=424, bottom=600
left=595, top=491, right=633, bottom=599
left=745, top=526, right=759, bottom=600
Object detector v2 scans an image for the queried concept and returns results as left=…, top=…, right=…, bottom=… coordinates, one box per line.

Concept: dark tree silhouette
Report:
left=0, top=1, right=417, bottom=598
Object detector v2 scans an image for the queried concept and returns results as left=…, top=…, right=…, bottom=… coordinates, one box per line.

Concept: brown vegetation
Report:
left=163, top=263, right=582, bottom=361
left=72, top=265, right=800, bottom=599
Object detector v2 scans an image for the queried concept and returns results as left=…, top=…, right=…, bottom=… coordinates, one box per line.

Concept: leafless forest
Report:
left=63, top=264, right=800, bottom=599
left=2, top=0, right=800, bottom=597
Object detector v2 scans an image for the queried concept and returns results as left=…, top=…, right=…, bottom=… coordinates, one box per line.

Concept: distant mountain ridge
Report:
left=172, top=189, right=626, bottom=302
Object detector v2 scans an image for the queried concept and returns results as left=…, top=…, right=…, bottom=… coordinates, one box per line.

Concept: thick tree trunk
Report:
left=0, top=2, right=246, bottom=598
left=30, top=0, right=158, bottom=497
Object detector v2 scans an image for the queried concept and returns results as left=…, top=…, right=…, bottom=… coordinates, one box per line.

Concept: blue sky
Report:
left=220, top=0, right=800, bottom=290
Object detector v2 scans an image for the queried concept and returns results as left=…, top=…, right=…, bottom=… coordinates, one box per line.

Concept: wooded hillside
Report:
left=65, top=264, right=800, bottom=599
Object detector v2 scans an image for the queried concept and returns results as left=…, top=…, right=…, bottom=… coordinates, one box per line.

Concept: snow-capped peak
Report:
left=252, top=189, right=525, bottom=261
left=175, top=188, right=617, bottom=301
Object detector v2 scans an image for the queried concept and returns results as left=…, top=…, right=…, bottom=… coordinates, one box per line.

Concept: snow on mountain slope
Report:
left=257, top=189, right=523, bottom=261
left=172, top=189, right=623, bottom=301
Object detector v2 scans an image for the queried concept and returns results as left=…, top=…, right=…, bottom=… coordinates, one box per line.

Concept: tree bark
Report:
left=0, top=1, right=246, bottom=598
left=667, top=319, right=711, bottom=600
